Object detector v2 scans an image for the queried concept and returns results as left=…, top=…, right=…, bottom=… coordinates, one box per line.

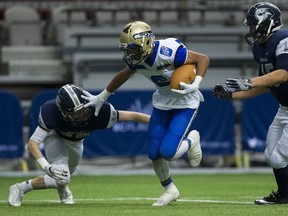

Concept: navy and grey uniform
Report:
left=30, top=99, right=118, bottom=176
left=252, top=29, right=288, bottom=168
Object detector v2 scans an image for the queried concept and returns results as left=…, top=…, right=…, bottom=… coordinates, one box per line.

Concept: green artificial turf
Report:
left=1, top=173, right=287, bottom=216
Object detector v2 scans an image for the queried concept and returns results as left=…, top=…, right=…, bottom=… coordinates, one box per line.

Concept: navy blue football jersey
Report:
left=38, top=100, right=118, bottom=141
left=252, top=29, right=288, bottom=106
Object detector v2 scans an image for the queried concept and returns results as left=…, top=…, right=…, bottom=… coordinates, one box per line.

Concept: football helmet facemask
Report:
left=56, top=84, right=92, bottom=127
left=243, top=2, right=282, bottom=45
left=119, top=21, right=155, bottom=66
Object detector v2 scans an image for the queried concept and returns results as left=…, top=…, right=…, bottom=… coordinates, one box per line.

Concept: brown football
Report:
left=170, top=64, right=196, bottom=90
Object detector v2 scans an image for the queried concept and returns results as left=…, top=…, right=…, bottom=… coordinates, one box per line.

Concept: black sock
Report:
left=273, top=165, right=288, bottom=198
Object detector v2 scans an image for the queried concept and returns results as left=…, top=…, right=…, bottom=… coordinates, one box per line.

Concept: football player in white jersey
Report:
left=213, top=2, right=288, bottom=204
left=82, top=21, right=210, bottom=206
left=8, top=84, right=150, bottom=207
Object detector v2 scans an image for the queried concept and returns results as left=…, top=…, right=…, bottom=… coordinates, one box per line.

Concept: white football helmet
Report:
left=119, top=21, right=155, bottom=66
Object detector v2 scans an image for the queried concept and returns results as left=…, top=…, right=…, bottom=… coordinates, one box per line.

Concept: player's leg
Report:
left=57, top=139, right=84, bottom=204
left=148, top=108, right=179, bottom=206
left=151, top=158, right=180, bottom=206
left=8, top=134, right=72, bottom=206
left=159, top=108, right=201, bottom=166
left=256, top=108, right=288, bottom=204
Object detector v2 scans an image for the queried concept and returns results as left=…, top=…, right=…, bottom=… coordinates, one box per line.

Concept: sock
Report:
left=273, top=165, right=288, bottom=198
left=161, top=177, right=173, bottom=187
left=172, top=139, right=190, bottom=160
left=152, top=158, right=170, bottom=182
left=17, top=180, right=33, bottom=194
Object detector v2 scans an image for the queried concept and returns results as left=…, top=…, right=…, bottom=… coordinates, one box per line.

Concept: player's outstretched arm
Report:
left=27, top=127, right=68, bottom=182
left=118, top=111, right=150, bottom=124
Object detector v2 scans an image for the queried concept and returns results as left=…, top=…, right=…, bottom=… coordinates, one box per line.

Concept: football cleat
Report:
left=255, top=191, right=288, bottom=205
left=8, top=184, right=24, bottom=207
left=187, top=130, right=202, bottom=167
left=57, top=186, right=74, bottom=204
left=152, top=184, right=180, bottom=207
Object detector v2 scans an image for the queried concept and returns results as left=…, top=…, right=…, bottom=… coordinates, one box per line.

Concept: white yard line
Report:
left=0, top=197, right=253, bottom=205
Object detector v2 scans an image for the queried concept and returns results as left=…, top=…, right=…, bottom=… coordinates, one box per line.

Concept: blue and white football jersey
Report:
left=129, top=38, right=203, bottom=110
left=252, top=29, right=288, bottom=106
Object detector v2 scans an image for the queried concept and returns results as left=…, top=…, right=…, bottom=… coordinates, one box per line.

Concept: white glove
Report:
left=44, top=164, right=68, bottom=182
left=81, top=89, right=112, bottom=116
left=171, top=75, right=203, bottom=95
left=37, top=157, right=68, bottom=182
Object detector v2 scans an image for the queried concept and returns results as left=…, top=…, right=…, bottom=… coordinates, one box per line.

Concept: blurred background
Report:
left=0, top=0, right=285, bottom=172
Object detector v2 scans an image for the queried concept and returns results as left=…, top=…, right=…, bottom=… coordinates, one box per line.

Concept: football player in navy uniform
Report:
left=81, top=21, right=210, bottom=206
left=213, top=2, right=288, bottom=204
left=7, top=84, right=150, bottom=207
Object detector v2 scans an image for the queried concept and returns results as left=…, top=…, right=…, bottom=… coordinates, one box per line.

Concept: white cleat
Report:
left=187, top=130, right=202, bottom=167
left=152, top=184, right=180, bottom=207
left=58, top=186, right=74, bottom=204
left=8, top=184, right=24, bottom=207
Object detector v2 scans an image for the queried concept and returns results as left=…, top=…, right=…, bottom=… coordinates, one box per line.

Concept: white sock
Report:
left=172, top=139, right=190, bottom=160
left=17, top=180, right=33, bottom=194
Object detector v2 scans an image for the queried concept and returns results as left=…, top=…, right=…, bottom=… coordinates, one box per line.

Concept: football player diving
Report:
left=8, top=84, right=150, bottom=207
left=81, top=21, right=210, bottom=206
left=213, top=2, right=288, bottom=205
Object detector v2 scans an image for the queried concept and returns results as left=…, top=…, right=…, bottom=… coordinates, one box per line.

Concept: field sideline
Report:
left=1, top=170, right=287, bottom=216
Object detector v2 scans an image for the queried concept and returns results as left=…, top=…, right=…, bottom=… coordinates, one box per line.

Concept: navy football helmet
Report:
left=56, top=84, right=92, bottom=127
left=243, top=2, right=282, bottom=45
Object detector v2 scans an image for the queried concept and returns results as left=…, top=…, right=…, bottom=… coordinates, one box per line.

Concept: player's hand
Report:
left=213, top=84, right=232, bottom=100
left=225, top=78, right=252, bottom=91
left=171, top=82, right=199, bottom=94
left=81, top=90, right=105, bottom=116
left=44, top=164, right=68, bottom=182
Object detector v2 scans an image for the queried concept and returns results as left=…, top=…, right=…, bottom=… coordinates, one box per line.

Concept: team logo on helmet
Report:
left=255, top=8, right=272, bottom=23
left=133, top=31, right=154, bottom=40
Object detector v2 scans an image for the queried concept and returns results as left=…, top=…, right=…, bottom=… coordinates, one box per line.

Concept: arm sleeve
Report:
left=174, top=42, right=188, bottom=67
left=30, top=126, right=49, bottom=144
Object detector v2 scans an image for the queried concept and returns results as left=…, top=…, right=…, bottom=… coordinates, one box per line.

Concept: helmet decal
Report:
left=243, top=2, right=282, bottom=46
left=255, top=8, right=272, bottom=24
left=62, top=84, right=82, bottom=111
left=56, top=84, right=91, bottom=127
left=119, top=21, right=155, bottom=66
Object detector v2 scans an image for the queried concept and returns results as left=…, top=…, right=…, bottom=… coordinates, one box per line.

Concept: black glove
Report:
left=213, top=84, right=232, bottom=100
left=225, top=78, right=252, bottom=91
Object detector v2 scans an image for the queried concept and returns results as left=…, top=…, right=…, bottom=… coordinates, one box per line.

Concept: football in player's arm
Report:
left=81, top=21, right=210, bottom=206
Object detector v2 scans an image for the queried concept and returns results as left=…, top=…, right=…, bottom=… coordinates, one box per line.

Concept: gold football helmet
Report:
left=119, top=21, right=155, bottom=66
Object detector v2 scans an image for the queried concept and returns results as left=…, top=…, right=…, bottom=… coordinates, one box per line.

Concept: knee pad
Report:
left=265, top=148, right=288, bottom=169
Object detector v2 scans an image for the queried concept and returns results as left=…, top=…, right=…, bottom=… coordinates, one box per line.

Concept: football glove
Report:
left=36, top=157, right=68, bottom=182
left=225, top=78, right=252, bottom=91
left=81, top=89, right=111, bottom=116
left=213, top=84, right=232, bottom=100
left=44, top=164, right=68, bottom=182
left=171, top=76, right=202, bottom=95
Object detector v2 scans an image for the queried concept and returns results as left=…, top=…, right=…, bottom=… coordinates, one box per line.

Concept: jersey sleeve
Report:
left=275, top=38, right=288, bottom=70
left=105, top=103, right=119, bottom=128
left=173, top=40, right=188, bottom=67
left=30, top=126, right=49, bottom=144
